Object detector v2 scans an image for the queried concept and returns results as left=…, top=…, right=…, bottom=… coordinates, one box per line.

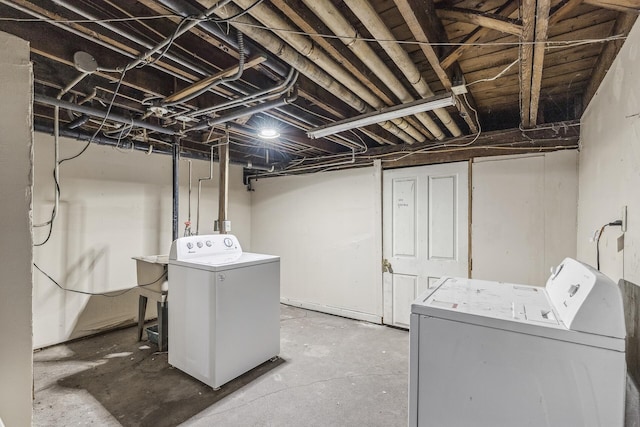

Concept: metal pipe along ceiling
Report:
left=156, top=0, right=395, bottom=148
left=34, top=94, right=176, bottom=135
left=188, top=68, right=298, bottom=118
left=189, top=91, right=298, bottom=132
left=156, top=0, right=289, bottom=78
left=301, top=0, right=449, bottom=140
left=203, top=0, right=418, bottom=144
left=50, top=0, right=228, bottom=76
left=343, top=0, right=462, bottom=137
left=47, top=0, right=290, bottom=128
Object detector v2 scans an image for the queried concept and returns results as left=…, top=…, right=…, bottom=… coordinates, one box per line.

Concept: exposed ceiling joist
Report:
left=549, top=0, right=585, bottom=26
left=583, top=0, right=640, bottom=13
left=436, top=7, right=524, bottom=36
left=520, top=0, right=537, bottom=127
left=0, top=0, right=634, bottom=172
left=441, top=0, right=520, bottom=70
left=393, top=0, right=480, bottom=133
left=529, top=0, right=552, bottom=126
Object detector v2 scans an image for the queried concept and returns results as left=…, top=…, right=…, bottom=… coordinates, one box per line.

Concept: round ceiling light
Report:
left=258, top=128, right=280, bottom=139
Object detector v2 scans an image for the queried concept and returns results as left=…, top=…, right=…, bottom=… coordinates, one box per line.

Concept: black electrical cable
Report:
left=33, top=263, right=168, bottom=298
left=596, top=220, right=623, bottom=270
left=33, top=169, right=62, bottom=246
left=59, top=68, right=127, bottom=165
left=143, top=15, right=192, bottom=68
left=34, top=70, right=128, bottom=247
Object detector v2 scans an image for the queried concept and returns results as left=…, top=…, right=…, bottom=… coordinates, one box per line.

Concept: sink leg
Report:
left=137, top=295, right=148, bottom=341
left=157, top=300, right=168, bottom=352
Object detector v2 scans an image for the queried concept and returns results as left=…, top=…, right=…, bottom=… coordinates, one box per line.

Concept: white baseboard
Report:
left=280, top=298, right=382, bottom=324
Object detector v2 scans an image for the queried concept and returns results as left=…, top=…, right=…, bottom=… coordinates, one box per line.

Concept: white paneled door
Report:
left=382, top=162, right=469, bottom=328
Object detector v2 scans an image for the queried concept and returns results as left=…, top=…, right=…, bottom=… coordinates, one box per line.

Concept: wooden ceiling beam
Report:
left=394, top=0, right=479, bottom=133
left=441, top=0, right=519, bottom=70
left=436, top=7, right=524, bottom=36
left=362, top=120, right=580, bottom=168
left=549, top=0, right=585, bottom=25
left=520, top=0, right=536, bottom=127
left=163, top=55, right=267, bottom=103
left=529, top=0, right=552, bottom=125
left=270, top=0, right=398, bottom=107
left=583, top=0, right=640, bottom=13
left=262, top=122, right=579, bottom=173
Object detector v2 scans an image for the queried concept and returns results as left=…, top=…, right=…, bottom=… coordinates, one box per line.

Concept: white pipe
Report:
left=302, top=0, right=448, bottom=140
left=343, top=0, right=462, bottom=137
left=196, top=145, right=215, bottom=235
left=183, top=159, right=192, bottom=236
left=278, top=150, right=356, bottom=174
left=216, top=1, right=418, bottom=144
left=188, top=160, right=192, bottom=223
left=188, top=68, right=298, bottom=118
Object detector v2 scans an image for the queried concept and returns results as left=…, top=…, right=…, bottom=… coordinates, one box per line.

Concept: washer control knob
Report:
left=186, top=242, right=194, bottom=249
left=197, top=241, right=203, bottom=248
left=223, top=237, right=233, bottom=248
left=206, top=240, right=212, bottom=247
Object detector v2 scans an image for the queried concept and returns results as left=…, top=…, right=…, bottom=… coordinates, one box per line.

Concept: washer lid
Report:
left=412, top=276, right=624, bottom=351
left=546, top=257, right=625, bottom=340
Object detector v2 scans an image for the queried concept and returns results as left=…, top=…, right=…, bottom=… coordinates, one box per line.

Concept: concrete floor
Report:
left=33, top=304, right=640, bottom=427
left=34, top=305, right=409, bottom=427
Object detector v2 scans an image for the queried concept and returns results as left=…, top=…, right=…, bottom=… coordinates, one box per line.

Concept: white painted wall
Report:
left=32, top=134, right=251, bottom=348
left=472, top=151, right=578, bottom=285
left=0, top=31, right=33, bottom=427
left=250, top=164, right=383, bottom=322
left=578, top=20, right=640, bottom=285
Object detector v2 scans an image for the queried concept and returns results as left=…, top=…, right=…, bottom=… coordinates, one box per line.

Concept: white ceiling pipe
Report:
left=343, top=0, right=463, bottom=138
left=228, top=0, right=425, bottom=142
left=191, top=1, right=411, bottom=145
left=302, top=0, right=446, bottom=140
left=210, top=0, right=419, bottom=144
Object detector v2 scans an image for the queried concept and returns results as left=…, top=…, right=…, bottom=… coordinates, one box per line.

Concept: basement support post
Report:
left=218, top=128, right=230, bottom=234
left=172, top=138, right=180, bottom=241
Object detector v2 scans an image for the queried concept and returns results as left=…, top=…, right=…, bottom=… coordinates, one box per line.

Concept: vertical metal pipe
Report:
left=172, top=139, right=180, bottom=241
left=187, top=160, right=192, bottom=224
left=218, top=130, right=230, bottom=234
left=196, top=145, right=215, bottom=235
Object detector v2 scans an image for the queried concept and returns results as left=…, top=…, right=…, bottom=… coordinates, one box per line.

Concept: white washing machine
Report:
left=168, top=234, right=280, bottom=389
left=409, top=257, right=626, bottom=427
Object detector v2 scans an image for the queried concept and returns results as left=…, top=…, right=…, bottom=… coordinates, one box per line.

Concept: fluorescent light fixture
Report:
left=307, top=93, right=455, bottom=139
left=258, top=128, right=280, bottom=139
